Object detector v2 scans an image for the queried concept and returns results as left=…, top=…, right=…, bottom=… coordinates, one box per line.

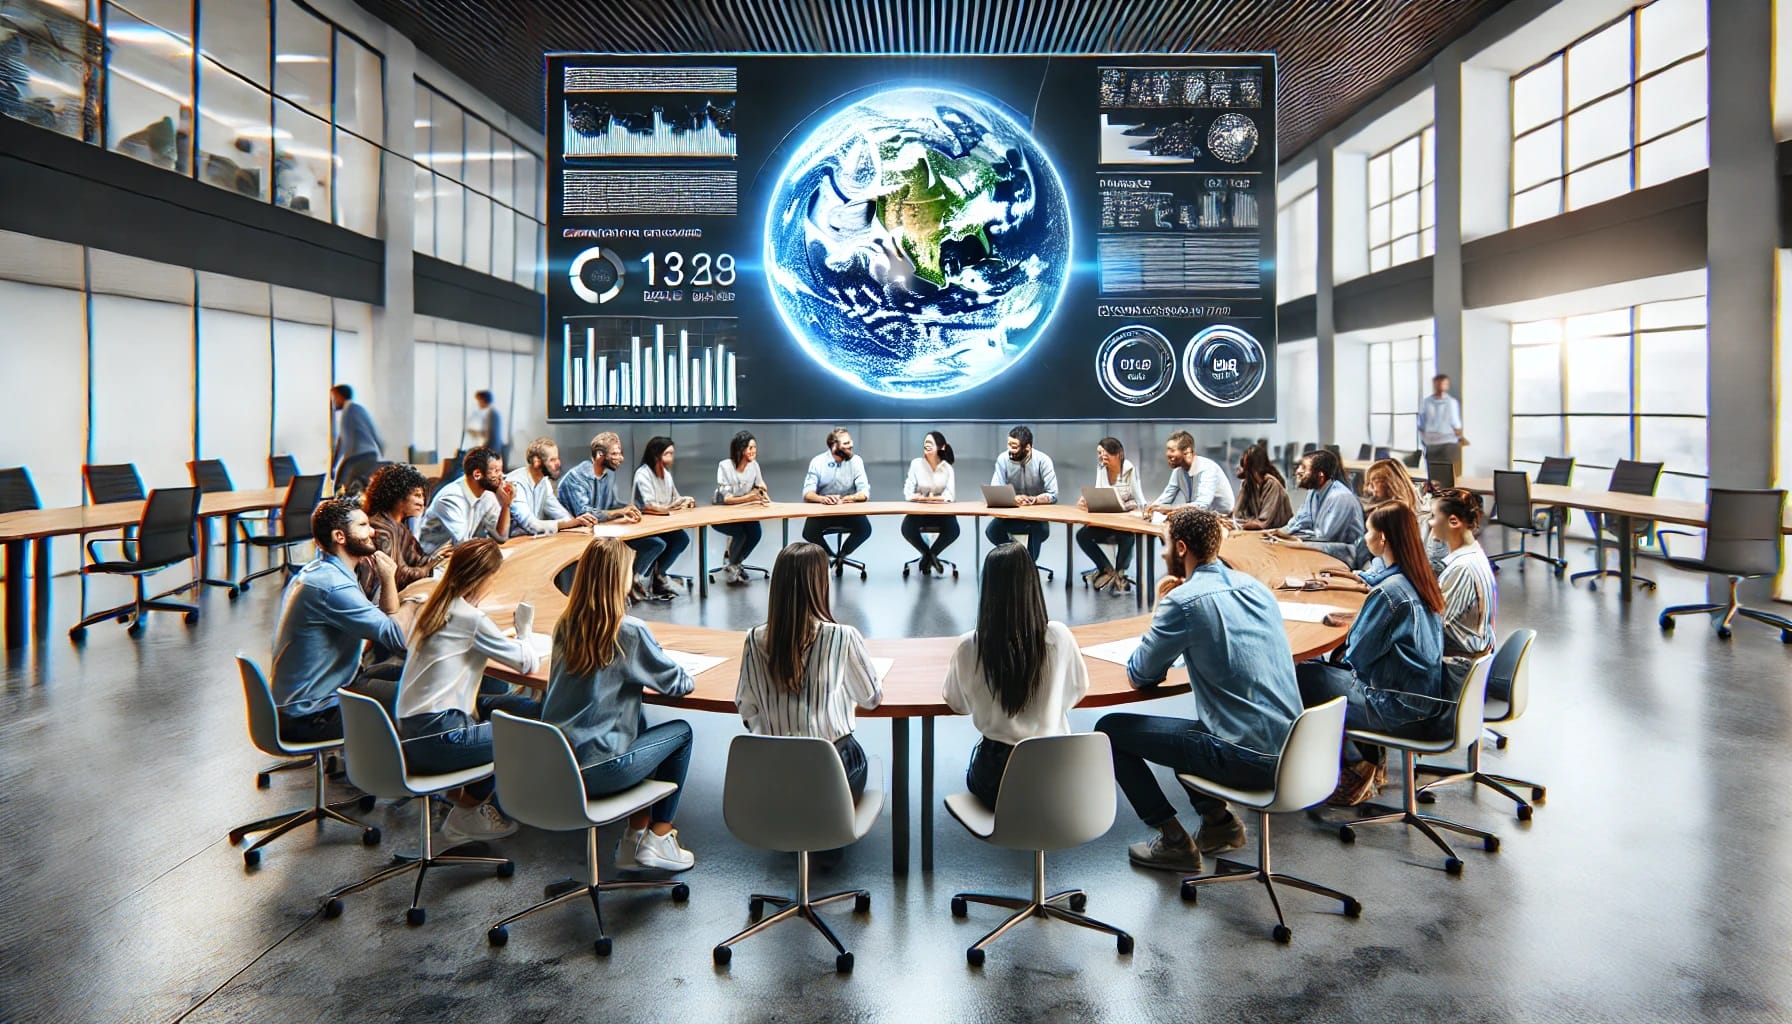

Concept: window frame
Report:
left=1366, top=333, right=1437, bottom=449
left=412, top=76, right=545, bottom=291
left=1367, top=125, right=1435, bottom=272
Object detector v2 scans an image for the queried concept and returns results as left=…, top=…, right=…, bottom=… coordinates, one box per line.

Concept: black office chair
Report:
left=408, top=447, right=438, bottom=466
left=1323, top=444, right=1342, bottom=458
left=1571, top=460, right=1663, bottom=591
left=188, top=459, right=252, bottom=596
left=69, top=486, right=200, bottom=641
left=269, top=454, right=300, bottom=488
left=1400, top=449, right=1422, bottom=469
left=1657, top=489, right=1792, bottom=642
left=1486, top=470, right=1566, bottom=577
left=1356, top=443, right=1373, bottom=461
left=1373, top=446, right=1392, bottom=461
left=82, top=461, right=148, bottom=564
left=813, top=524, right=868, bottom=580
left=1525, top=456, right=1574, bottom=559
left=1426, top=460, right=1456, bottom=490
left=0, top=466, right=41, bottom=514
left=239, top=474, right=327, bottom=591
left=901, top=525, right=959, bottom=580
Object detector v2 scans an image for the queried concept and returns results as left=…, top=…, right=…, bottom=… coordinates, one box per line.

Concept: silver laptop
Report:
left=980, top=484, right=1019, bottom=508
left=1081, top=486, right=1126, bottom=513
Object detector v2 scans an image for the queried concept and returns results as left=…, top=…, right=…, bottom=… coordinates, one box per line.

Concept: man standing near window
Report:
left=1418, top=374, right=1465, bottom=477
left=470, top=389, right=505, bottom=465
left=329, top=384, right=383, bottom=495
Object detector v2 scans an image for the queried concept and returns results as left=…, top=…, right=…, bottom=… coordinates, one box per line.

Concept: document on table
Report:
left=871, top=657, right=895, bottom=682
left=1276, top=600, right=1350, bottom=624
left=517, top=635, right=727, bottom=677
left=1080, top=637, right=1183, bottom=669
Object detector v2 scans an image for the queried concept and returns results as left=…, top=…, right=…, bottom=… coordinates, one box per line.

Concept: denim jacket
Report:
left=270, top=554, right=407, bottom=716
left=540, top=618, right=694, bottom=767
left=1342, top=569, right=1450, bottom=728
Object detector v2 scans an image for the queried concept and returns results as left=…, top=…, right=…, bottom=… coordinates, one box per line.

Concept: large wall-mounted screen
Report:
left=545, top=55, right=1276, bottom=422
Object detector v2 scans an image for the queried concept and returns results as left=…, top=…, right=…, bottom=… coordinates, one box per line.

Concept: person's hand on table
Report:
left=1075, top=496, right=1087, bottom=510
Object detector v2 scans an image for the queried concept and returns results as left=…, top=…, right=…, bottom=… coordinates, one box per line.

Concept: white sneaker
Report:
left=726, top=563, right=748, bottom=585
left=633, top=827, right=696, bottom=872
left=614, top=826, right=647, bottom=870
left=442, top=800, right=517, bottom=844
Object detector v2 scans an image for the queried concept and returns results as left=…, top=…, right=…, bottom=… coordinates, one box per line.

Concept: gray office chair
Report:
left=238, top=474, right=326, bottom=591
left=1426, top=459, right=1456, bottom=490
left=1177, top=698, right=1361, bottom=943
left=320, top=690, right=515, bottom=925
left=1486, top=470, right=1566, bottom=576
left=1336, top=654, right=1498, bottom=874
left=228, top=656, right=378, bottom=865
left=1356, top=444, right=1373, bottom=461
left=69, top=486, right=200, bottom=641
left=901, top=523, right=960, bottom=580
left=485, top=712, right=688, bottom=957
left=1572, top=460, right=1663, bottom=591
left=1400, top=449, right=1422, bottom=469
left=712, top=735, right=882, bottom=973
left=1414, top=630, right=1547, bottom=819
left=1529, top=457, right=1575, bottom=561
left=945, top=733, right=1134, bottom=964
left=813, top=523, right=869, bottom=580
left=1658, top=489, right=1792, bottom=642
left=182, top=459, right=246, bottom=596
left=269, top=454, right=299, bottom=488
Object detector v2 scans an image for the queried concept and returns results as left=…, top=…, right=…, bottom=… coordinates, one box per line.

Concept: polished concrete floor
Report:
left=4, top=518, right=1792, bottom=1024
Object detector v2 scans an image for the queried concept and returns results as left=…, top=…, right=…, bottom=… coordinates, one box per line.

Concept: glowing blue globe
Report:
left=764, top=87, right=1072, bottom=400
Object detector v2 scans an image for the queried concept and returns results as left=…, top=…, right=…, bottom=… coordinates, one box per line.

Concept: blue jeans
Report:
left=900, top=514, right=961, bottom=560
left=1296, top=660, right=1451, bottom=764
left=1096, top=712, right=1278, bottom=825
left=1075, top=525, right=1136, bottom=574
left=629, top=529, right=690, bottom=578
left=713, top=520, right=762, bottom=565
left=986, top=517, right=1049, bottom=560
left=399, top=693, right=542, bottom=800
left=803, top=516, right=873, bottom=560
left=579, top=719, right=693, bottom=825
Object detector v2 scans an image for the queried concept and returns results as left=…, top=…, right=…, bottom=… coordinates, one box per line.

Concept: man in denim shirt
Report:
left=557, top=431, right=644, bottom=526
left=1274, top=449, right=1365, bottom=567
left=985, top=425, right=1058, bottom=561
left=269, top=499, right=408, bottom=742
left=1096, top=507, right=1302, bottom=873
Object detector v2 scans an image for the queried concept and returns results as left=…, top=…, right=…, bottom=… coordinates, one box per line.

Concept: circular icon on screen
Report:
left=1096, top=325, right=1176, bottom=407
left=1206, top=112, right=1259, bottom=164
left=569, top=247, right=625, bottom=304
left=1181, top=325, right=1267, bottom=407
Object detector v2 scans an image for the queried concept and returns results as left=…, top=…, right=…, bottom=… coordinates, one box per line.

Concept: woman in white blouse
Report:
left=631, top=435, right=695, bottom=599
left=900, top=430, right=961, bottom=576
left=713, top=430, right=771, bottom=585
left=944, top=543, right=1090, bottom=809
left=393, top=538, right=541, bottom=844
left=1074, top=436, right=1143, bottom=593
left=736, top=542, right=883, bottom=799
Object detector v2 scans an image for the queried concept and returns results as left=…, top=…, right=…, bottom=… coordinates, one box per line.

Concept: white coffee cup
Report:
left=513, top=601, right=535, bottom=638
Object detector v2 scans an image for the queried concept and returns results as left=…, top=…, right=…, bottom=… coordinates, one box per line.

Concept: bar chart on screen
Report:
left=555, top=316, right=740, bottom=416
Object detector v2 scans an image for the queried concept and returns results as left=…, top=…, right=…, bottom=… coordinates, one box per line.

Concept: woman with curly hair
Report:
left=356, top=462, right=443, bottom=600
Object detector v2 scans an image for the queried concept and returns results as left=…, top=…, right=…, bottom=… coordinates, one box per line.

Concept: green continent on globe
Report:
left=874, top=145, right=998, bottom=286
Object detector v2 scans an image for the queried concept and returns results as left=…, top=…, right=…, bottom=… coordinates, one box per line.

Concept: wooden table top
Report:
left=1455, top=477, right=1792, bottom=534
left=0, top=488, right=289, bottom=543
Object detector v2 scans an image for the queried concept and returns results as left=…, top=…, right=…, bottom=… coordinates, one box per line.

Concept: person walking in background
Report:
left=468, top=389, right=505, bottom=464
left=1418, top=374, right=1465, bottom=478
left=329, top=383, right=383, bottom=495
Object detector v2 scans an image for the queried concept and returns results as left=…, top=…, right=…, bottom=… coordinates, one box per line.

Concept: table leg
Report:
left=1145, top=536, right=1157, bottom=596
left=4, top=539, right=25, bottom=650
left=1135, top=536, right=1146, bottom=610
left=781, top=518, right=788, bottom=548
left=33, top=537, right=51, bottom=638
left=698, top=525, right=709, bottom=599
left=920, top=716, right=934, bottom=873
left=225, top=514, right=240, bottom=582
left=1064, top=527, right=1073, bottom=591
left=1616, top=514, right=1634, bottom=603
left=891, top=717, right=910, bottom=876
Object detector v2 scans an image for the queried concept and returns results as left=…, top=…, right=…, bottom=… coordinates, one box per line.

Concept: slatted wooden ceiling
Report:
left=354, top=0, right=1512, bottom=157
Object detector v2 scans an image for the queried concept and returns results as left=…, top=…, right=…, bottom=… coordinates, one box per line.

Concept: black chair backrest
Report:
left=270, top=454, right=299, bottom=488
left=1608, top=460, right=1663, bottom=497
left=1490, top=470, right=1534, bottom=529
left=1373, top=446, right=1392, bottom=460
left=1536, top=457, right=1574, bottom=487
left=85, top=463, right=145, bottom=505
left=1702, top=489, right=1786, bottom=577
left=136, top=487, right=200, bottom=567
left=1323, top=443, right=1342, bottom=457
left=0, top=466, right=42, bottom=514
left=189, top=459, right=235, bottom=493
left=1301, top=442, right=1318, bottom=454
left=1401, top=449, right=1422, bottom=468
left=279, top=475, right=328, bottom=539
left=410, top=448, right=438, bottom=466
left=1427, top=460, right=1456, bottom=488
left=1357, top=443, right=1373, bottom=460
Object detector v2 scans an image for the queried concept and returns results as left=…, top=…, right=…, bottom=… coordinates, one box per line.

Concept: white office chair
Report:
left=484, top=712, right=689, bottom=957
left=1176, top=698, right=1361, bottom=943
left=229, top=656, right=378, bottom=866
left=712, top=735, right=882, bottom=973
left=1415, top=630, right=1547, bottom=820
left=1337, top=654, right=1499, bottom=874
left=320, top=690, right=514, bottom=924
left=945, top=733, right=1134, bottom=965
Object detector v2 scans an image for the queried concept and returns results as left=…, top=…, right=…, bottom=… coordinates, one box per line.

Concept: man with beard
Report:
left=802, top=428, right=874, bottom=568
left=1142, top=430, right=1234, bottom=518
left=985, top=425, right=1058, bottom=562
left=419, top=446, right=514, bottom=556
left=503, top=437, right=596, bottom=537
left=1271, top=448, right=1366, bottom=567
left=268, top=499, right=408, bottom=742
left=557, top=431, right=644, bottom=526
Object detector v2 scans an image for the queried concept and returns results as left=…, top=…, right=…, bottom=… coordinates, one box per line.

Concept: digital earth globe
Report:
left=765, top=87, right=1072, bottom=399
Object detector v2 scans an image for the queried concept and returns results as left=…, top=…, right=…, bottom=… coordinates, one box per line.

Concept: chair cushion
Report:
left=584, top=779, right=679, bottom=827
left=1176, top=773, right=1276, bottom=811
left=83, top=559, right=177, bottom=575
left=1665, top=557, right=1761, bottom=579
left=270, top=736, right=343, bottom=757
left=944, top=791, right=996, bottom=838
left=1482, top=697, right=1513, bottom=725
left=1346, top=727, right=1457, bottom=755
left=402, top=761, right=494, bottom=795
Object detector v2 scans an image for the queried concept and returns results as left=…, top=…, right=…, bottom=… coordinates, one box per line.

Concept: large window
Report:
left=1508, top=297, right=1707, bottom=500
left=1277, top=185, right=1318, bottom=302
left=1368, top=126, right=1435, bottom=271
left=1367, top=334, right=1436, bottom=449
left=413, top=80, right=544, bottom=292
left=1509, top=0, right=1707, bottom=228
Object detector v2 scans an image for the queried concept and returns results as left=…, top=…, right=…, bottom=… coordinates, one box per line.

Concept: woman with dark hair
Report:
left=943, top=544, right=1090, bottom=809
left=393, top=538, right=541, bottom=843
left=901, top=430, right=960, bottom=575
left=356, top=462, right=443, bottom=600
left=541, top=537, right=698, bottom=872
left=735, top=542, right=883, bottom=798
left=1233, top=444, right=1292, bottom=531
left=1429, top=489, right=1496, bottom=660
left=1295, top=502, right=1448, bottom=806
left=1075, top=436, right=1142, bottom=592
left=713, top=430, right=770, bottom=585
left=631, top=435, right=695, bottom=599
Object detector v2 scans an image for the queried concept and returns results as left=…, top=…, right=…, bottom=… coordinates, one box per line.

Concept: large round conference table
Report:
left=437, top=501, right=1362, bottom=875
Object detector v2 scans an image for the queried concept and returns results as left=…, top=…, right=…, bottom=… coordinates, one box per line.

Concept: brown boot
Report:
left=1325, top=760, right=1380, bottom=807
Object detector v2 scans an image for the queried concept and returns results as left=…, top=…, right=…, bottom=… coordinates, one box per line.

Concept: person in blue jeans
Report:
left=984, top=425, right=1057, bottom=561
left=1096, top=507, right=1304, bottom=875
left=540, top=537, right=697, bottom=873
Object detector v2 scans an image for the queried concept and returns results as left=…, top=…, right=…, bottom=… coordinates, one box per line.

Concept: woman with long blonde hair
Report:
left=393, top=538, right=541, bottom=843
left=539, top=537, right=698, bottom=872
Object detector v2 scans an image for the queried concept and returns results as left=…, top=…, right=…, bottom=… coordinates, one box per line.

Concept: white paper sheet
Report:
left=517, top=635, right=727, bottom=677
left=871, top=657, right=895, bottom=682
left=1079, top=636, right=1183, bottom=669
left=1276, top=600, right=1350, bottom=624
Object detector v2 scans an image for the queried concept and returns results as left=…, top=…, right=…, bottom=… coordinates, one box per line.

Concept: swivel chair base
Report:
left=69, top=574, right=197, bottom=640
left=707, top=563, right=770, bottom=583
left=1412, top=740, right=1547, bottom=821
left=712, top=850, right=870, bottom=973
left=950, top=850, right=1132, bottom=964
left=486, top=825, right=687, bottom=957
left=1335, top=750, right=1501, bottom=875
left=903, top=554, right=959, bottom=579
left=1659, top=575, right=1792, bottom=642
left=321, top=793, right=514, bottom=924
left=815, top=534, right=867, bottom=580
left=230, top=751, right=380, bottom=865
left=1488, top=542, right=1566, bottom=578
left=1178, top=810, right=1361, bottom=943
left=1571, top=540, right=1656, bottom=591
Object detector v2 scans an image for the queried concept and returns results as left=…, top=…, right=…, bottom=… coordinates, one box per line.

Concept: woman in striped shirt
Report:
left=735, top=542, right=883, bottom=798
left=1429, top=489, right=1498, bottom=683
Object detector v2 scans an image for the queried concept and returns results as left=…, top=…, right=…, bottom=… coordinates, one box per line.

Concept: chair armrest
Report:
left=85, top=536, right=136, bottom=564
left=1655, top=528, right=1698, bottom=560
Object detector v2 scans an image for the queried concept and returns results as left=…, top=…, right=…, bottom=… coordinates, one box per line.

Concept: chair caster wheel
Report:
left=1116, top=934, right=1134, bottom=954
left=950, top=895, right=967, bottom=917
left=227, top=587, right=240, bottom=601
left=858, top=570, right=867, bottom=580
left=1339, top=825, right=1355, bottom=844
left=1069, top=893, right=1087, bottom=912
left=362, top=827, right=381, bottom=845
left=239, top=581, right=251, bottom=593
left=1553, top=566, right=1564, bottom=578
left=1717, top=627, right=1733, bottom=640
left=127, top=621, right=144, bottom=637
left=1445, top=857, right=1463, bottom=875
left=496, top=860, right=515, bottom=878
left=1343, top=897, right=1363, bottom=918
left=594, top=937, right=612, bottom=957
left=184, top=611, right=199, bottom=625
left=406, top=907, right=426, bottom=926
left=748, top=898, right=763, bottom=919
left=966, top=947, right=985, bottom=967
left=1179, top=881, right=1197, bottom=903
left=1495, top=734, right=1510, bottom=750
left=854, top=891, right=871, bottom=913
left=1483, top=836, right=1500, bottom=852
left=1658, top=615, right=1674, bottom=630
left=1417, top=790, right=1436, bottom=804
left=243, top=848, right=261, bottom=868
left=951, top=569, right=959, bottom=579
left=1272, top=925, right=1291, bottom=944
left=487, top=926, right=508, bottom=947
left=672, top=883, right=690, bottom=903
left=1781, top=631, right=1792, bottom=644
left=902, top=567, right=910, bottom=578
left=117, top=614, right=131, bottom=623
left=69, top=627, right=85, bottom=642
left=323, top=897, right=343, bottom=919
left=713, top=945, right=731, bottom=966
left=835, top=951, right=853, bottom=973
left=1516, top=804, right=1533, bottom=822
left=1532, top=787, right=1546, bottom=802
left=256, top=772, right=271, bottom=789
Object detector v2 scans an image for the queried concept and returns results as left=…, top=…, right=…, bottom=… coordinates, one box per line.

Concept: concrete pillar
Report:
left=1314, top=146, right=1338, bottom=443
left=371, top=30, right=417, bottom=458
left=1431, top=50, right=1465, bottom=391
